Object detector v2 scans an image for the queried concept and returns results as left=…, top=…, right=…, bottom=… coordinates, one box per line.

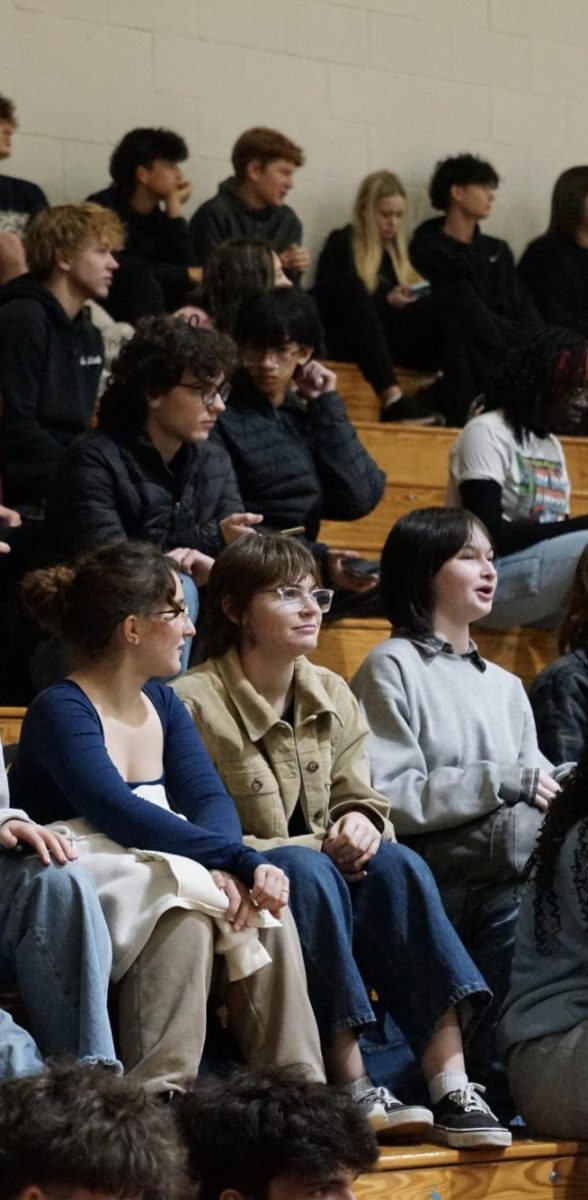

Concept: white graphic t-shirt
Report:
left=447, top=410, right=570, bottom=523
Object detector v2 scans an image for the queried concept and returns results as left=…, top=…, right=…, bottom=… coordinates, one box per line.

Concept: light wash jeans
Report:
left=178, top=573, right=198, bottom=673
left=476, top=530, right=588, bottom=630
left=0, top=856, right=117, bottom=1078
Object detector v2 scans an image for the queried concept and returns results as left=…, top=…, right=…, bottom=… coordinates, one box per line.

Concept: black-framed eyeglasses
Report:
left=259, top=585, right=334, bottom=613
left=178, top=380, right=231, bottom=408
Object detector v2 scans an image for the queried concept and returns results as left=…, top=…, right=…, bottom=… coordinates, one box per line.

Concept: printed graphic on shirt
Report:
left=515, top=450, right=568, bottom=522
left=0, top=210, right=28, bottom=235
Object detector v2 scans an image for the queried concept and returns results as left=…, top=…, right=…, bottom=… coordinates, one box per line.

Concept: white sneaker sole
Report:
left=370, top=1105, right=434, bottom=1139
left=429, top=1126, right=512, bottom=1149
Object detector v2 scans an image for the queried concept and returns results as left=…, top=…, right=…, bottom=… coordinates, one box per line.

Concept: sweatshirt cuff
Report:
left=498, top=766, right=525, bottom=804
left=0, top=809, right=32, bottom=829
left=519, top=767, right=541, bottom=806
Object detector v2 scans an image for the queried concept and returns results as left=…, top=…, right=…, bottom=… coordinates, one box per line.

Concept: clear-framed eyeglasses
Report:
left=150, top=602, right=192, bottom=624
left=261, top=585, right=334, bottom=613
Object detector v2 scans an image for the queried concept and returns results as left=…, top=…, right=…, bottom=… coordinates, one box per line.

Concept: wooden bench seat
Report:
left=356, top=1136, right=588, bottom=1199
left=326, top=360, right=439, bottom=424
left=0, top=706, right=25, bottom=746
left=320, top=422, right=588, bottom=556
left=309, top=620, right=559, bottom=688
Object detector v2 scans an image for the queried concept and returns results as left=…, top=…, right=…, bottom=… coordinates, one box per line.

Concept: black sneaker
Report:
left=359, top=1085, right=434, bottom=1139
left=380, top=393, right=445, bottom=426
left=430, top=1082, right=512, bottom=1148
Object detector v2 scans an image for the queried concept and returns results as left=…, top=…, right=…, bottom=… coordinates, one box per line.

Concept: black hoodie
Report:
left=0, top=275, right=103, bottom=506
left=410, top=216, right=542, bottom=341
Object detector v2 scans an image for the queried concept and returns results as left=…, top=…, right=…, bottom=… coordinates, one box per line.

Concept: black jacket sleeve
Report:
left=305, top=391, right=386, bottom=519
left=459, top=477, right=588, bottom=555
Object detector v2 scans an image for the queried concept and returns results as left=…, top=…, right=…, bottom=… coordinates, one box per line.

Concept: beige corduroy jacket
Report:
left=172, top=646, right=395, bottom=852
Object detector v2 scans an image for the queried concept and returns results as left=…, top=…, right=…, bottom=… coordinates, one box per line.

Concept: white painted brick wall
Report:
left=3, top=0, right=588, bottom=264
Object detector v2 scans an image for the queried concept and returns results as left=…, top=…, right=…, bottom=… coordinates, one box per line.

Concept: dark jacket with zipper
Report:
left=0, top=275, right=103, bottom=505
left=212, top=371, right=385, bottom=569
left=45, top=427, right=243, bottom=562
left=518, top=231, right=588, bottom=336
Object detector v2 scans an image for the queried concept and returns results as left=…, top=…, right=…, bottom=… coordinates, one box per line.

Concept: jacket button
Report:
left=307, top=761, right=319, bottom=773
left=251, top=779, right=263, bottom=792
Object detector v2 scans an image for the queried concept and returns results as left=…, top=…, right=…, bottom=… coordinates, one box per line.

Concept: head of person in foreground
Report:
left=176, top=1068, right=378, bottom=1200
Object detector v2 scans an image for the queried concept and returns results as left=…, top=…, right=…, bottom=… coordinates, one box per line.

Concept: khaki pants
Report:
left=118, top=906, right=325, bottom=1092
left=507, top=1024, right=588, bottom=1138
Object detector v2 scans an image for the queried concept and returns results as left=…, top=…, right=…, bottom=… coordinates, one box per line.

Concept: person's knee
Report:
left=267, top=847, right=348, bottom=902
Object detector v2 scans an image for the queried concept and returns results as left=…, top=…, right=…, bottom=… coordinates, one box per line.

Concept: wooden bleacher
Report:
left=0, top=706, right=25, bottom=746
left=356, top=1137, right=588, bottom=1199
left=311, top=363, right=588, bottom=686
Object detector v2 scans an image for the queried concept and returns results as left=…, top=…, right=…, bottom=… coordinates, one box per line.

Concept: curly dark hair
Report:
left=110, top=126, right=188, bottom=197
left=98, top=315, right=236, bottom=436
left=525, top=754, right=588, bottom=954
left=0, top=1060, right=189, bottom=1200
left=0, top=93, right=16, bottom=124
left=486, top=327, right=588, bottom=441
left=176, top=1068, right=379, bottom=1200
left=428, top=153, right=499, bottom=211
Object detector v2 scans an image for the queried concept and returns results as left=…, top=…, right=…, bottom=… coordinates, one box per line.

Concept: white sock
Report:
left=428, top=1070, right=469, bottom=1104
left=346, top=1074, right=373, bottom=1101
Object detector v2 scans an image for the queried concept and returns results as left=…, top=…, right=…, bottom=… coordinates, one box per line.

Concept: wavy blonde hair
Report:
left=351, top=170, right=421, bottom=292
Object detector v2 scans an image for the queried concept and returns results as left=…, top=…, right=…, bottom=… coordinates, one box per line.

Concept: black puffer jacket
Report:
left=45, top=428, right=243, bottom=562
left=212, top=371, right=385, bottom=568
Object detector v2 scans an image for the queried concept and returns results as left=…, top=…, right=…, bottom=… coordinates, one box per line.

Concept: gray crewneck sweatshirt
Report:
left=351, top=636, right=558, bottom=836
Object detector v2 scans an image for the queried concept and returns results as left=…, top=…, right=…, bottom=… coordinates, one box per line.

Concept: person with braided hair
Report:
left=447, top=327, right=588, bottom=628
left=498, top=754, right=588, bottom=1137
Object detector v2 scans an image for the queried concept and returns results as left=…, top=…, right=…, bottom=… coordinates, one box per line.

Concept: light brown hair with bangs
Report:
left=24, top=202, right=125, bottom=280
left=197, top=533, right=317, bottom=660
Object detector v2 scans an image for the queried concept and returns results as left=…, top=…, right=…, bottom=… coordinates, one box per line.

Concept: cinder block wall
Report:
left=3, top=0, right=588, bottom=267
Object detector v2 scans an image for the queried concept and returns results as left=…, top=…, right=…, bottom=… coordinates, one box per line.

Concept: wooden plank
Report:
left=310, top=620, right=559, bottom=687
left=374, top=1137, right=588, bottom=1169
left=326, top=361, right=440, bottom=426
left=319, top=423, right=588, bottom=557
left=355, top=1150, right=588, bottom=1200
left=0, top=706, right=25, bottom=745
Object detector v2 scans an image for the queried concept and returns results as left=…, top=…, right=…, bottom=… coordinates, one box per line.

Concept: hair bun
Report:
left=21, top=564, right=76, bottom=634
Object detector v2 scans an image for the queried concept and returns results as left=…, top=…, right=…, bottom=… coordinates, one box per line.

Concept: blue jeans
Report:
left=179, top=573, right=198, bottom=673
left=265, top=843, right=490, bottom=1059
left=0, top=856, right=117, bottom=1078
left=476, top=531, right=588, bottom=630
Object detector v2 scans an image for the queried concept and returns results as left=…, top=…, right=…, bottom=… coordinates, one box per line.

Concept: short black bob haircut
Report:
left=234, top=287, right=323, bottom=353
left=380, top=506, right=492, bottom=636
left=429, top=153, right=500, bottom=212
left=110, top=127, right=188, bottom=198
left=98, top=315, right=235, bottom=437
left=176, top=1068, right=379, bottom=1200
